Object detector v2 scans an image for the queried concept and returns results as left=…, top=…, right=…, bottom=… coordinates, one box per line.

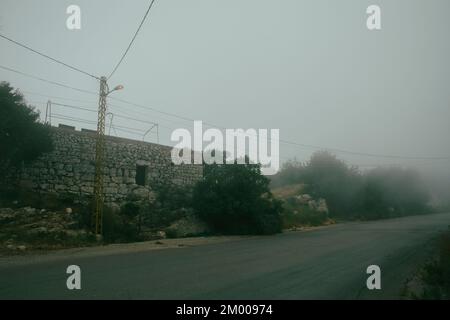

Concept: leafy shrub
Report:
left=281, top=204, right=328, bottom=228
left=165, top=212, right=211, bottom=238
left=164, top=228, right=178, bottom=239
left=138, top=185, right=193, bottom=231
left=102, top=205, right=140, bottom=243
left=102, top=206, right=123, bottom=242
left=193, top=162, right=282, bottom=235
left=71, top=201, right=139, bottom=243
left=414, top=230, right=450, bottom=299
left=154, top=184, right=193, bottom=209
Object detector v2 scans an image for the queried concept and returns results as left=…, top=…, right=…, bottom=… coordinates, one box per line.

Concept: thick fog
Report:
left=1, top=0, right=449, bottom=201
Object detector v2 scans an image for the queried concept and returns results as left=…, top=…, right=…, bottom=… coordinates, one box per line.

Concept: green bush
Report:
left=102, top=205, right=140, bottom=243
left=97, top=185, right=196, bottom=242
left=281, top=205, right=328, bottom=228
left=102, top=206, right=123, bottom=242
left=193, top=162, right=282, bottom=235
left=144, top=185, right=193, bottom=229
left=154, top=184, right=193, bottom=209
left=415, top=230, right=450, bottom=299
left=74, top=202, right=140, bottom=244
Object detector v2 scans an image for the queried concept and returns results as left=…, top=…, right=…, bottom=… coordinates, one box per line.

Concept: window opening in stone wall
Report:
left=136, top=165, right=147, bottom=186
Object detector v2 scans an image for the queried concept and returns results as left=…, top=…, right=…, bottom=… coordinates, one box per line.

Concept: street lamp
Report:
left=106, top=84, right=124, bottom=96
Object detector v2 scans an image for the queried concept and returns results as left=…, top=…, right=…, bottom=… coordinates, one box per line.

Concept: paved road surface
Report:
left=1, top=213, right=450, bottom=299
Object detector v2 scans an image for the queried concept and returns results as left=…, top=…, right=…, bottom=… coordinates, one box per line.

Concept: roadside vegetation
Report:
left=0, top=161, right=283, bottom=254
left=271, top=151, right=433, bottom=221
left=0, top=83, right=437, bottom=254
left=271, top=184, right=332, bottom=228
left=403, top=228, right=450, bottom=299
left=193, top=162, right=282, bottom=235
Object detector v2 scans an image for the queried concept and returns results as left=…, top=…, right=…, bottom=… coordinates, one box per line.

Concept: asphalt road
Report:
left=1, top=213, right=450, bottom=299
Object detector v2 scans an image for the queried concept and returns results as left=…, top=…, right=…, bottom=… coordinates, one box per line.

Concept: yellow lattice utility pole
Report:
left=93, top=77, right=123, bottom=238
left=94, top=76, right=108, bottom=237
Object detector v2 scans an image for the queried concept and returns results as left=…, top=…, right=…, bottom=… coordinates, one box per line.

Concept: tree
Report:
left=0, top=82, right=53, bottom=167
left=193, top=162, right=283, bottom=235
left=361, top=167, right=430, bottom=217
left=301, top=151, right=362, bottom=218
left=273, top=151, right=432, bottom=220
left=270, top=159, right=306, bottom=188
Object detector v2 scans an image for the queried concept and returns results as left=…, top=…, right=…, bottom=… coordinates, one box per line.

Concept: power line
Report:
left=46, top=113, right=400, bottom=166
left=52, top=101, right=141, bottom=122
left=52, top=101, right=160, bottom=127
left=51, top=114, right=97, bottom=126
left=109, top=97, right=450, bottom=161
left=21, top=90, right=97, bottom=104
left=107, top=102, right=192, bottom=128
left=47, top=107, right=450, bottom=165
left=47, top=113, right=382, bottom=165
left=0, top=65, right=229, bottom=128
left=109, top=96, right=199, bottom=124
left=51, top=114, right=144, bottom=137
left=110, top=111, right=158, bottom=126
left=20, top=87, right=190, bottom=129
left=114, top=126, right=148, bottom=136
left=277, top=139, right=450, bottom=160
left=51, top=113, right=148, bottom=134
left=50, top=99, right=206, bottom=133
left=0, top=64, right=98, bottom=96
left=50, top=101, right=175, bottom=137
left=52, top=102, right=97, bottom=113
left=30, top=91, right=450, bottom=161
left=4, top=66, right=450, bottom=161
left=108, top=0, right=157, bottom=80
left=0, top=33, right=100, bottom=80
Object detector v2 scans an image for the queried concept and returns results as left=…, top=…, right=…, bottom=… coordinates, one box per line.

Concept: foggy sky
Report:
left=1, top=0, right=449, bottom=172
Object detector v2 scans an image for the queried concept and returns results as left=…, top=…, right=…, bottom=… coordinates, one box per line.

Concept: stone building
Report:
left=0, top=125, right=203, bottom=204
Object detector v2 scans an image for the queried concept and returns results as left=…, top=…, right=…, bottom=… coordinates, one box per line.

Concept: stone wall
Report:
left=1, top=125, right=203, bottom=204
